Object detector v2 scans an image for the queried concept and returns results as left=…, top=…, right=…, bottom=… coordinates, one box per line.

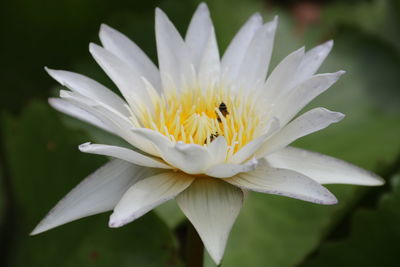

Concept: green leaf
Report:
left=302, top=174, right=400, bottom=267
left=0, top=170, right=4, bottom=225
left=155, top=200, right=185, bottom=230
left=2, top=101, right=181, bottom=267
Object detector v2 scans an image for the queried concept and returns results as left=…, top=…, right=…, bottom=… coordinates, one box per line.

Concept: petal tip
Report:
left=250, top=12, right=263, bottom=24
left=99, top=23, right=111, bottom=32
left=336, top=112, right=346, bottom=121
left=88, top=42, right=104, bottom=55
left=30, top=220, right=51, bottom=236
left=319, top=108, right=345, bottom=122
left=375, top=177, right=386, bottom=186
left=198, top=2, right=209, bottom=11
left=108, top=214, right=125, bottom=228
left=325, top=39, right=334, bottom=47
left=48, top=97, right=57, bottom=104
left=320, top=187, right=338, bottom=205
left=29, top=227, right=42, bottom=236
left=78, top=142, right=92, bottom=152
left=88, top=42, right=98, bottom=53
left=325, top=197, right=338, bottom=205
left=99, top=24, right=111, bottom=38
left=209, top=252, right=223, bottom=266
left=108, top=221, right=121, bottom=228
left=366, top=173, right=385, bottom=186
left=264, top=16, right=278, bottom=32
left=45, top=67, right=62, bottom=83
left=155, top=7, right=166, bottom=19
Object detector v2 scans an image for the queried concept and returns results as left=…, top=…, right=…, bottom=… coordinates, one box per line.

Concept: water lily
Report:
left=31, top=3, right=384, bottom=265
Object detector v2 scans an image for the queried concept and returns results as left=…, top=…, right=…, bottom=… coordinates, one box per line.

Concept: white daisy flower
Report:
left=31, top=3, right=384, bottom=264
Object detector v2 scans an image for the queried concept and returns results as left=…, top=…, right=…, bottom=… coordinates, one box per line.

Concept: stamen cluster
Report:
left=138, top=85, right=264, bottom=155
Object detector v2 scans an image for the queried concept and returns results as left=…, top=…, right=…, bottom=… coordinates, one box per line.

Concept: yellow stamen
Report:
left=136, top=84, right=264, bottom=154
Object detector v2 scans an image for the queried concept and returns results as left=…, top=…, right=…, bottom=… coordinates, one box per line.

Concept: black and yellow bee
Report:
left=217, top=102, right=229, bottom=122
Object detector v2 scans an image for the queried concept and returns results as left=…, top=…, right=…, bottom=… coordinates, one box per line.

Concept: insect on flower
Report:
left=31, top=2, right=384, bottom=265
left=217, top=102, right=229, bottom=122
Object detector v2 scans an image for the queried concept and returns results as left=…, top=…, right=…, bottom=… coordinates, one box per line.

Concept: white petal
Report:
left=60, top=91, right=160, bottom=156
left=109, top=172, right=194, bottom=228
left=155, top=8, right=193, bottom=91
left=207, top=136, right=228, bottom=164
left=257, top=108, right=344, bottom=157
left=185, top=3, right=213, bottom=70
left=46, top=68, right=129, bottom=116
left=205, top=158, right=258, bottom=178
left=230, top=118, right=279, bottom=164
left=237, top=17, right=278, bottom=89
left=176, top=178, right=243, bottom=265
left=31, top=160, right=156, bottom=235
left=261, top=47, right=305, bottom=104
left=271, top=71, right=345, bottom=126
left=48, top=98, right=114, bottom=134
left=132, top=128, right=212, bottom=174
left=59, top=92, right=134, bottom=140
left=222, top=13, right=263, bottom=84
left=89, top=43, right=152, bottom=110
left=266, top=147, right=384, bottom=185
left=225, top=163, right=337, bottom=204
left=79, top=142, right=172, bottom=169
left=294, top=40, right=334, bottom=84
left=198, top=27, right=221, bottom=87
left=99, top=24, right=161, bottom=91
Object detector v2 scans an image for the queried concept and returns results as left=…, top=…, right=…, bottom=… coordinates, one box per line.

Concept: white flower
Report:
left=31, top=3, right=384, bottom=264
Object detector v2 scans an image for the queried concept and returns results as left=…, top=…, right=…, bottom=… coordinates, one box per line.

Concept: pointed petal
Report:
left=266, top=147, right=384, bottom=185
left=185, top=3, right=213, bottom=70
left=294, top=40, right=334, bottom=84
left=257, top=108, right=344, bottom=157
left=99, top=24, right=161, bottom=91
left=31, top=160, right=155, bottom=235
left=205, top=158, right=258, bottom=178
left=132, top=128, right=212, bottom=174
left=46, top=68, right=129, bottom=116
left=79, top=142, right=172, bottom=169
left=271, top=71, right=345, bottom=126
left=155, top=8, right=193, bottom=91
left=261, top=47, right=305, bottom=103
left=176, top=178, right=244, bottom=265
left=198, top=27, right=220, bottom=87
left=225, top=163, right=337, bottom=204
left=89, top=43, right=152, bottom=110
left=222, top=13, right=263, bottom=83
left=48, top=98, right=114, bottom=134
left=237, top=17, right=278, bottom=89
left=109, top=172, right=194, bottom=227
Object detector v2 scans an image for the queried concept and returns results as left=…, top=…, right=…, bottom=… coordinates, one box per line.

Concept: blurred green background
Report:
left=1, top=0, right=399, bottom=266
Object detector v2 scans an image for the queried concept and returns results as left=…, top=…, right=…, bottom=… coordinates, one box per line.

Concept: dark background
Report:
left=1, top=0, right=399, bottom=266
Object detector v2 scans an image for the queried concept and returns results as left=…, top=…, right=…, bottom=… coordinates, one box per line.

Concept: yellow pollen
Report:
left=136, top=85, right=264, bottom=154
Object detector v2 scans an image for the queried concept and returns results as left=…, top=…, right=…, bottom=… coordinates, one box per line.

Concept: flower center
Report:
left=135, top=85, right=264, bottom=155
